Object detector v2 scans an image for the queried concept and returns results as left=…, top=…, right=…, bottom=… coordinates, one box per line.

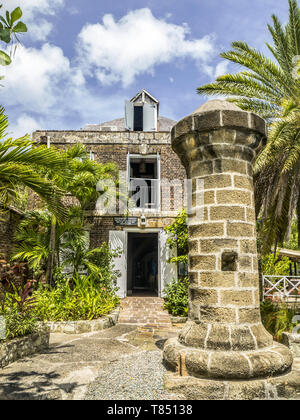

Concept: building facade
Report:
left=32, top=90, right=187, bottom=298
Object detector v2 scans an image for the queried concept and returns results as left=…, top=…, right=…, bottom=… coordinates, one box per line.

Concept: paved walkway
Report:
left=0, top=324, right=180, bottom=400
left=0, top=324, right=299, bottom=400
left=118, top=297, right=173, bottom=328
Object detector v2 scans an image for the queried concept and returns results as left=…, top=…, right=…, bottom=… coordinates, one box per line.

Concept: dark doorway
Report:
left=127, top=233, right=158, bottom=296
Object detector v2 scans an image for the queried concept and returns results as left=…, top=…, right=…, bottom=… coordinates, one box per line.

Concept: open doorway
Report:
left=127, top=232, right=158, bottom=296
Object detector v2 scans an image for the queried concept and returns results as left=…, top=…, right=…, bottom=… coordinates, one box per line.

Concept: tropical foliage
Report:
left=0, top=281, right=37, bottom=340
left=261, top=252, right=291, bottom=275
left=33, top=273, right=120, bottom=322
left=0, top=4, right=27, bottom=69
left=261, top=299, right=299, bottom=341
left=197, top=0, right=300, bottom=254
left=163, top=276, right=189, bottom=317
left=10, top=143, right=119, bottom=285
left=164, top=209, right=188, bottom=264
left=0, top=109, right=68, bottom=220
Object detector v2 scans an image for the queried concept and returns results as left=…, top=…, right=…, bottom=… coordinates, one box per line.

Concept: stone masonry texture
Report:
left=163, top=100, right=295, bottom=394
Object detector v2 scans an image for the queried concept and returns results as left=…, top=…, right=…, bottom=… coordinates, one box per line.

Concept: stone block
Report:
left=189, top=223, right=224, bottom=239
left=190, top=160, right=214, bottom=177
left=193, top=111, right=221, bottom=132
left=214, top=159, right=247, bottom=175
left=238, top=308, right=261, bottom=324
left=209, top=351, right=251, bottom=379
left=184, top=349, right=210, bottom=376
left=216, top=190, right=251, bottom=205
left=239, top=239, right=257, bottom=254
left=209, top=128, right=236, bottom=144
left=226, top=222, right=254, bottom=238
left=238, top=256, right=252, bottom=271
left=204, top=174, right=232, bottom=189
left=189, top=287, right=218, bottom=305
left=234, top=175, right=253, bottom=190
left=220, top=290, right=253, bottom=307
left=206, top=324, right=231, bottom=350
left=199, top=306, right=236, bottom=323
left=221, top=110, right=249, bottom=129
left=189, top=255, right=217, bottom=271
left=210, top=206, right=245, bottom=221
left=238, top=272, right=259, bottom=288
left=250, top=324, right=273, bottom=348
left=174, top=116, right=193, bottom=138
left=180, top=322, right=208, bottom=348
left=199, top=272, right=236, bottom=288
left=230, top=325, right=256, bottom=350
left=199, top=238, right=238, bottom=253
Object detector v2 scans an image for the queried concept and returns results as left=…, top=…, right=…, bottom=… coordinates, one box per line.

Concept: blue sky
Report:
left=2, top=0, right=290, bottom=137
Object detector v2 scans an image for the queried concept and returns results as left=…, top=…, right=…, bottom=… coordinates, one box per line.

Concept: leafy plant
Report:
left=0, top=4, right=27, bottom=68
left=0, top=281, right=37, bottom=341
left=261, top=252, right=291, bottom=275
left=163, top=277, right=189, bottom=317
left=33, top=273, right=120, bottom=322
left=1, top=309, right=37, bottom=341
left=164, top=209, right=188, bottom=265
left=261, top=299, right=299, bottom=342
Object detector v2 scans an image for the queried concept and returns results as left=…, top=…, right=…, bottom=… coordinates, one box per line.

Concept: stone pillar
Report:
left=163, top=100, right=299, bottom=400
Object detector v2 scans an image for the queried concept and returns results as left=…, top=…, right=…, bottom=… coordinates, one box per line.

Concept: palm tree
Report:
left=197, top=0, right=300, bottom=253
left=0, top=107, right=67, bottom=221
left=12, top=145, right=119, bottom=284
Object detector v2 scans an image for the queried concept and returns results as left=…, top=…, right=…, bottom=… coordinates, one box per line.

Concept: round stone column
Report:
left=163, top=101, right=294, bottom=396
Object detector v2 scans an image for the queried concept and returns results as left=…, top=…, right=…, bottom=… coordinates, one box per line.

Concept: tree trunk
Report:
left=46, top=215, right=56, bottom=287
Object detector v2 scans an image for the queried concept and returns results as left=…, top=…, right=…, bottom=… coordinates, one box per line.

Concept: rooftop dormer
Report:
left=125, top=89, right=159, bottom=132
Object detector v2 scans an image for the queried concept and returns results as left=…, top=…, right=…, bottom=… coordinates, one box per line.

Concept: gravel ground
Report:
left=85, top=350, right=178, bottom=400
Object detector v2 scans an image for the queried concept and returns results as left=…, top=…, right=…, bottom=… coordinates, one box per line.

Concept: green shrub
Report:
left=261, top=252, right=290, bottom=275
left=0, top=282, right=38, bottom=341
left=260, top=299, right=299, bottom=342
left=164, top=210, right=188, bottom=265
left=163, top=277, right=189, bottom=317
left=2, top=309, right=37, bottom=340
left=33, top=272, right=120, bottom=321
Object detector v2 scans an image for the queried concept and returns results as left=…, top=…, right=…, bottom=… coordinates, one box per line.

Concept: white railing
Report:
left=263, top=275, right=300, bottom=302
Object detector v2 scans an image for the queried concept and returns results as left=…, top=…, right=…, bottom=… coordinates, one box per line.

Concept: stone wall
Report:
left=0, top=327, right=49, bottom=368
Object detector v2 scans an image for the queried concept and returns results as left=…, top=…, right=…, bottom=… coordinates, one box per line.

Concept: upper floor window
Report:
left=125, top=89, right=159, bottom=132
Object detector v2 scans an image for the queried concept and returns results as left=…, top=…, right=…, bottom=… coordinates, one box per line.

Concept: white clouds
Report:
left=77, top=8, right=215, bottom=87
left=2, top=44, right=71, bottom=112
left=8, top=114, right=41, bottom=138
left=6, top=0, right=64, bottom=41
left=215, top=60, right=229, bottom=78
left=2, top=6, right=220, bottom=137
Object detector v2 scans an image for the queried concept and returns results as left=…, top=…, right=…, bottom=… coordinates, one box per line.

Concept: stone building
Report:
left=33, top=89, right=186, bottom=298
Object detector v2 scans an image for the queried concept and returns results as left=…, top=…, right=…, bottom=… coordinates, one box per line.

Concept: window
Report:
left=125, top=101, right=157, bottom=131
left=128, top=154, right=160, bottom=210
left=134, top=106, right=143, bottom=131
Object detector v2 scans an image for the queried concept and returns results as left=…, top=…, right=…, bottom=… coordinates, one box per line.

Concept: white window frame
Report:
left=127, top=153, right=161, bottom=212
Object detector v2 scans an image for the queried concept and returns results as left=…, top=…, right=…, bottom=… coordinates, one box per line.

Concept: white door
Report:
left=109, top=231, right=127, bottom=298
left=159, top=230, right=177, bottom=297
